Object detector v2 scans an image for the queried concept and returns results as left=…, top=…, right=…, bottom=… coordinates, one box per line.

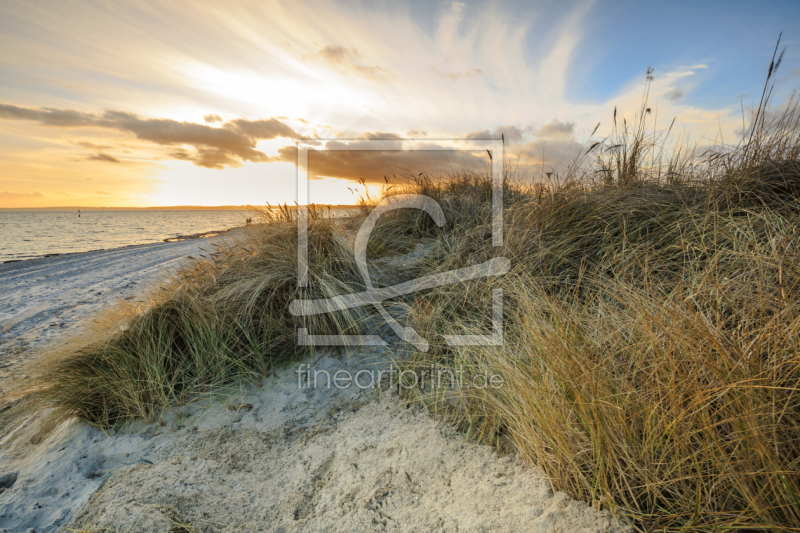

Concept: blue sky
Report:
left=0, top=0, right=798, bottom=206
left=402, top=0, right=800, bottom=104
left=568, top=0, right=800, bottom=105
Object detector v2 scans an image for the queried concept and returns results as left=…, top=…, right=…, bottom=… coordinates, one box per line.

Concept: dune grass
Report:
left=10, top=208, right=366, bottom=430
left=376, top=73, right=800, bottom=531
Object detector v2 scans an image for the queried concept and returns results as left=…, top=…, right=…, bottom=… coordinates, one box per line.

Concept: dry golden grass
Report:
left=8, top=209, right=366, bottom=431
left=384, top=67, right=800, bottom=531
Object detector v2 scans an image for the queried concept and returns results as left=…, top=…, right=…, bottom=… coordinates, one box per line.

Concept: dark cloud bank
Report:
left=0, top=104, right=581, bottom=182
left=0, top=103, right=302, bottom=169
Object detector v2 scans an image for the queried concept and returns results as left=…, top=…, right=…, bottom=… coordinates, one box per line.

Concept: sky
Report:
left=0, top=0, right=799, bottom=207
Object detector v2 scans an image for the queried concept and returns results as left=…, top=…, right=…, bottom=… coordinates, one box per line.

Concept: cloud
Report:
left=466, top=125, right=526, bottom=144
left=195, top=149, right=243, bottom=169
left=203, top=114, right=223, bottom=123
left=269, top=140, right=491, bottom=184
left=0, top=103, right=301, bottom=169
left=407, top=130, right=427, bottom=137
left=533, top=120, right=574, bottom=138
left=88, top=152, right=120, bottom=163
left=76, top=141, right=112, bottom=149
left=0, top=190, right=45, bottom=198
left=226, top=118, right=298, bottom=139
left=0, top=105, right=97, bottom=127
left=303, top=45, right=393, bottom=81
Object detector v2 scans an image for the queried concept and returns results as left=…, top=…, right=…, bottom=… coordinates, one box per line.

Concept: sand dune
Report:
left=0, top=234, right=631, bottom=532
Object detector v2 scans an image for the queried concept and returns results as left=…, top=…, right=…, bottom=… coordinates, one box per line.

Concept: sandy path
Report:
left=70, top=392, right=628, bottom=533
left=0, top=230, right=244, bottom=390
left=0, top=236, right=632, bottom=533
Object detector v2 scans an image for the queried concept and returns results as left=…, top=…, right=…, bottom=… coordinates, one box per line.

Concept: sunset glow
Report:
left=1, top=0, right=798, bottom=207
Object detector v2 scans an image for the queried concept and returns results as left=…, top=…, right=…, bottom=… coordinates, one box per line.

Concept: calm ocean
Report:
left=0, top=209, right=256, bottom=262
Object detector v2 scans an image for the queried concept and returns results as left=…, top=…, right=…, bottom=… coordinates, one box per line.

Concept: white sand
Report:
left=70, top=392, right=629, bottom=533
left=0, top=237, right=632, bottom=533
left=0, top=231, right=244, bottom=393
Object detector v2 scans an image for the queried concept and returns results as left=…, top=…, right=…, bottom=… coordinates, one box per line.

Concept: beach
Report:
left=0, top=230, right=631, bottom=532
left=0, top=229, right=248, bottom=391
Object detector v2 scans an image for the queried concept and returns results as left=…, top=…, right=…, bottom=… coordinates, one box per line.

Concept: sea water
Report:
left=0, top=209, right=255, bottom=262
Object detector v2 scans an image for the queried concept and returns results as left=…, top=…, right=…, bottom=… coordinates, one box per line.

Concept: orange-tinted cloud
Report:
left=0, top=104, right=301, bottom=169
